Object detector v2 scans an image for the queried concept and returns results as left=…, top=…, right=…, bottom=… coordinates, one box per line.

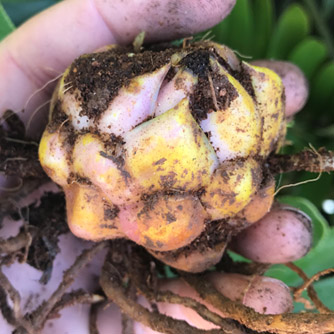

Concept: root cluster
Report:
left=1, top=234, right=334, bottom=334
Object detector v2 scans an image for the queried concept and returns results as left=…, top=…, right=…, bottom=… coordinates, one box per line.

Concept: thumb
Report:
left=0, top=0, right=236, bottom=121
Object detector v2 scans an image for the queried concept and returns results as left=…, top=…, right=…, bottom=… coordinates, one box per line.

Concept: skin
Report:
left=231, top=204, right=313, bottom=263
left=0, top=0, right=236, bottom=126
left=0, top=1, right=312, bottom=333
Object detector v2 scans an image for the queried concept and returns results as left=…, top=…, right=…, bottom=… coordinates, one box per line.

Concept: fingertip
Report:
left=243, top=276, right=293, bottom=314
left=207, top=272, right=293, bottom=314
left=231, top=204, right=312, bottom=263
left=0, top=0, right=237, bottom=130
left=95, top=0, right=237, bottom=43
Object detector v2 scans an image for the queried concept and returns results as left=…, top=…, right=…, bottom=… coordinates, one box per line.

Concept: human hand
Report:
left=0, top=1, right=311, bottom=333
left=0, top=0, right=236, bottom=130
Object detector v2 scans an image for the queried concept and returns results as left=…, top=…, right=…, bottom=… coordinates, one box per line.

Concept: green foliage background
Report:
left=0, top=0, right=333, bottom=313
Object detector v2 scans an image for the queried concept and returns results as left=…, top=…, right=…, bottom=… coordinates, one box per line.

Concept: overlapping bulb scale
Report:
left=39, top=42, right=285, bottom=259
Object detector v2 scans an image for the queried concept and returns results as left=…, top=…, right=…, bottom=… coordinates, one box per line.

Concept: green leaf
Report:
left=297, top=228, right=334, bottom=276
left=2, top=0, right=58, bottom=26
left=293, top=276, right=334, bottom=312
left=312, top=277, right=334, bottom=310
left=211, top=13, right=232, bottom=45
left=2, top=0, right=42, bottom=3
left=223, top=0, right=254, bottom=57
left=267, top=4, right=310, bottom=59
left=310, top=62, right=334, bottom=110
left=0, top=2, right=15, bottom=41
left=316, top=124, right=334, bottom=138
left=288, top=37, right=328, bottom=80
left=164, top=265, right=178, bottom=278
left=278, top=195, right=329, bottom=247
left=252, top=0, right=274, bottom=59
left=284, top=174, right=334, bottom=219
left=227, top=250, right=251, bottom=263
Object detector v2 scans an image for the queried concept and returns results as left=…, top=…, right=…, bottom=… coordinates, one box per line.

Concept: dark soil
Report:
left=64, top=46, right=176, bottom=123
left=1, top=112, right=68, bottom=284
left=0, top=110, right=45, bottom=179
left=13, top=192, right=69, bottom=284
left=50, top=42, right=255, bottom=133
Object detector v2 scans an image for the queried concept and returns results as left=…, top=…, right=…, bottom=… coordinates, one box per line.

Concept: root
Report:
left=1, top=95, right=334, bottom=334
left=296, top=268, right=334, bottom=294
left=48, top=290, right=104, bottom=320
left=273, top=173, right=321, bottom=196
left=0, top=227, right=36, bottom=255
left=0, top=267, right=34, bottom=333
left=118, top=243, right=243, bottom=333
left=23, top=73, right=63, bottom=111
left=0, top=177, right=23, bottom=192
left=285, top=263, right=333, bottom=314
left=182, top=36, right=194, bottom=48
left=199, top=31, right=215, bottom=42
left=0, top=242, right=108, bottom=334
left=89, top=301, right=103, bottom=334
left=29, top=241, right=108, bottom=331
left=150, top=290, right=244, bottom=333
left=26, top=99, right=51, bottom=132
left=100, top=259, right=224, bottom=334
left=268, top=148, right=334, bottom=174
left=183, top=273, right=334, bottom=334
left=0, top=269, right=22, bottom=320
left=3, top=137, right=38, bottom=146
left=1, top=235, right=334, bottom=334
left=61, top=84, right=73, bottom=95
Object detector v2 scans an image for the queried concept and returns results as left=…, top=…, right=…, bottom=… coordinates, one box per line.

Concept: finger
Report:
left=0, top=0, right=236, bottom=119
left=134, top=280, right=219, bottom=332
left=135, top=272, right=293, bottom=333
left=207, top=272, right=293, bottom=315
left=251, top=60, right=309, bottom=117
left=230, top=204, right=312, bottom=263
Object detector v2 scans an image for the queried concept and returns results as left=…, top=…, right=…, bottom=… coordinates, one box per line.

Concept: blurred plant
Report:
left=0, top=0, right=59, bottom=28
